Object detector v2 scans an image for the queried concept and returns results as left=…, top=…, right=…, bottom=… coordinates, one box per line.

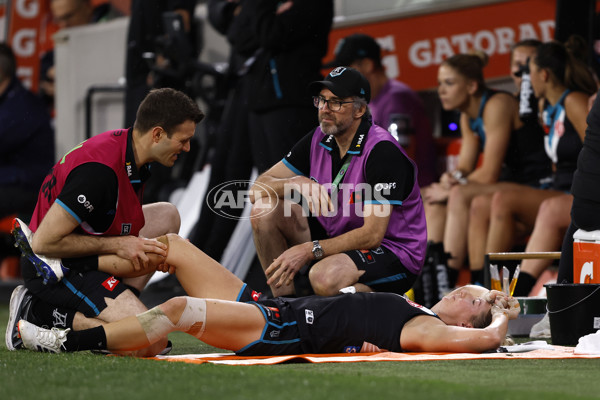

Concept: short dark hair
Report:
left=0, top=43, right=16, bottom=82
left=133, top=88, right=204, bottom=136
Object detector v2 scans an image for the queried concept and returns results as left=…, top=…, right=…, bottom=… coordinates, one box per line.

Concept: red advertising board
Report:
left=4, top=0, right=54, bottom=91
left=325, top=0, right=556, bottom=91
left=2, top=1, right=122, bottom=92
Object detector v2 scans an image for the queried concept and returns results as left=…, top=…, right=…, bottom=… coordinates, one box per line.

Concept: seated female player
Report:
left=15, top=233, right=519, bottom=355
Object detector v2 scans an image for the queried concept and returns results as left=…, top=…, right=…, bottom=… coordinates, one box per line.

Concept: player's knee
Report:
left=470, top=196, right=487, bottom=219
left=490, top=191, right=511, bottom=219
left=309, top=263, right=343, bottom=296
left=160, top=296, right=187, bottom=323
left=535, top=199, right=560, bottom=228
left=162, top=232, right=183, bottom=246
left=250, top=199, right=286, bottom=232
left=250, top=201, right=273, bottom=230
left=540, top=196, right=565, bottom=216
left=160, top=202, right=181, bottom=233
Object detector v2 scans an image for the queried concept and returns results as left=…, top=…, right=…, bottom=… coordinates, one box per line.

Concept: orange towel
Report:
left=151, top=346, right=599, bottom=366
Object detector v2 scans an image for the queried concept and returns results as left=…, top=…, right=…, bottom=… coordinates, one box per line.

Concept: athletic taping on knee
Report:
left=136, top=297, right=206, bottom=344
left=136, top=307, right=175, bottom=344
left=174, top=297, right=207, bottom=339
left=156, top=235, right=170, bottom=258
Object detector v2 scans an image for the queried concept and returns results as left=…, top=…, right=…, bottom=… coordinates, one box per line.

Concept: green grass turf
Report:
left=2, top=305, right=600, bottom=400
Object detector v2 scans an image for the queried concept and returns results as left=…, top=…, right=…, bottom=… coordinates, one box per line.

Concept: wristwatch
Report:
left=312, top=240, right=324, bottom=260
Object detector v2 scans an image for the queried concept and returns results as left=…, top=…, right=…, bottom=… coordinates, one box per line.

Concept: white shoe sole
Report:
left=12, top=218, right=64, bottom=284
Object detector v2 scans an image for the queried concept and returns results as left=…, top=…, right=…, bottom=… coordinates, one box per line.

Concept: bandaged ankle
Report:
left=175, top=297, right=207, bottom=339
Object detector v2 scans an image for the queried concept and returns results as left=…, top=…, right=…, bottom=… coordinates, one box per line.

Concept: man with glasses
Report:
left=250, top=67, right=426, bottom=298
left=325, top=33, right=436, bottom=187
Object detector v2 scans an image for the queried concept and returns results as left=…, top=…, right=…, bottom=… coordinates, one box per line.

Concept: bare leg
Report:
left=139, top=202, right=181, bottom=237
left=104, top=297, right=265, bottom=352
left=486, top=187, right=561, bottom=253
left=521, top=194, right=573, bottom=277
left=63, top=290, right=167, bottom=356
left=98, top=234, right=245, bottom=301
left=90, top=235, right=248, bottom=356
left=444, top=185, right=474, bottom=270
left=445, top=183, right=513, bottom=271
left=100, top=291, right=168, bottom=356
left=468, top=194, right=492, bottom=272
left=424, top=201, right=446, bottom=242
left=309, top=254, right=366, bottom=296
left=250, top=199, right=311, bottom=296
left=72, top=313, right=104, bottom=330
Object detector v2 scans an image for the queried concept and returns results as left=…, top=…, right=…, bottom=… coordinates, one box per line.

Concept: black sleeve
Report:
left=283, top=129, right=315, bottom=176
left=56, top=163, right=118, bottom=232
left=571, top=89, right=600, bottom=202
left=365, top=141, right=415, bottom=203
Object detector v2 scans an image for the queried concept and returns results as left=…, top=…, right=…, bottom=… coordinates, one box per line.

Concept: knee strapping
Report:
left=156, top=235, right=169, bottom=259
left=136, top=297, right=207, bottom=344
left=175, top=297, right=207, bottom=339
left=136, top=307, right=175, bottom=344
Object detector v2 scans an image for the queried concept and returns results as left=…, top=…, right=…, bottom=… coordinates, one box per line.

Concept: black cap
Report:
left=309, top=67, right=371, bottom=103
left=324, top=33, right=381, bottom=68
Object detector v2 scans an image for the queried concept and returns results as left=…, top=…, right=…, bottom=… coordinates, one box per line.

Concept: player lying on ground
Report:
left=15, top=233, right=519, bottom=355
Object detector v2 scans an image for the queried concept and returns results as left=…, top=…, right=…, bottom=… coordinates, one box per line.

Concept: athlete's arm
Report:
left=400, top=288, right=519, bottom=353
left=265, top=201, right=392, bottom=288
left=455, top=114, right=480, bottom=176
left=31, top=203, right=166, bottom=270
left=466, top=94, right=514, bottom=184
left=31, top=163, right=166, bottom=269
left=251, top=160, right=303, bottom=198
left=565, top=91, right=591, bottom=142
left=266, top=142, right=410, bottom=288
left=319, top=141, right=412, bottom=253
left=400, top=312, right=509, bottom=353
left=250, top=130, right=333, bottom=214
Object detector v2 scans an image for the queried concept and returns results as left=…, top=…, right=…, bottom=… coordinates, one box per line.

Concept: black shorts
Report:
left=236, top=283, right=266, bottom=303
left=346, top=247, right=417, bottom=294
left=235, top=298, right=303, bottom=356
left=23, top=260, right=131, bottom=317
left=307, top=217, right=417, bottom=294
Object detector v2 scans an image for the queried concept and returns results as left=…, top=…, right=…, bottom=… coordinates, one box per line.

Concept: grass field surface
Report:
left=2, top=305, right=600, bottom=399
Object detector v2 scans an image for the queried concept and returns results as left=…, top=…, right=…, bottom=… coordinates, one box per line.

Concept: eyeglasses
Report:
left=313, top=96, right=354, bottom=111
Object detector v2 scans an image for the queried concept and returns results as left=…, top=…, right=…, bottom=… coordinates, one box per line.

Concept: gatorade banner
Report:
left=325, top=0, right=556, bottom=91
left=3, top=1, right=120, bottom=92
left=4, top=0, right=54, bottom=91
